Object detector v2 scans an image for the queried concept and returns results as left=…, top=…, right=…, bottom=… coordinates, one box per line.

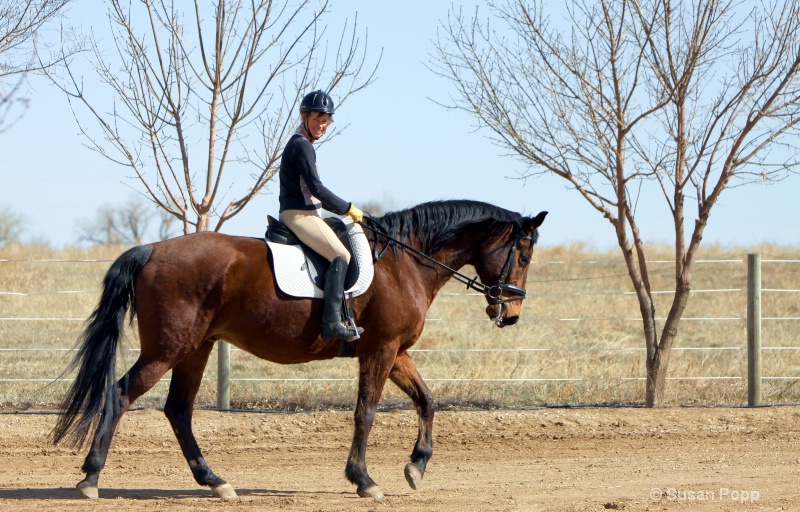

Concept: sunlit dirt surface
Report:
left=1, top=406, right=799, bottom=511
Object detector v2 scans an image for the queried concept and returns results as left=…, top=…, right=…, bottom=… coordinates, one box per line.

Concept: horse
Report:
left=51, top=199, right=547, bottom=500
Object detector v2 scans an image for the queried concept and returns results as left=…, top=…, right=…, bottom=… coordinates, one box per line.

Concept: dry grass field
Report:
left=1, top=241, right=799, bottom=410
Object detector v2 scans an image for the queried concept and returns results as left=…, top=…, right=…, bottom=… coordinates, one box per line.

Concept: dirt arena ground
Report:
left=1, top=406, right=799, bottom=511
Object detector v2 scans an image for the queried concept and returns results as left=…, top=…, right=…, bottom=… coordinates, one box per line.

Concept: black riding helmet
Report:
left=299, top=90, right=335, bottom=115
left=299, top=90, right=335, bottom=141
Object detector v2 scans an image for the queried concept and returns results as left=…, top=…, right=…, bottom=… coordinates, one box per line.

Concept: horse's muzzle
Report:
left=485, top=304, right=519, bottom=327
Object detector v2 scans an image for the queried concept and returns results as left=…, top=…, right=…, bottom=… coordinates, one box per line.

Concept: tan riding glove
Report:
left=347, top=204, right=364, bottom=223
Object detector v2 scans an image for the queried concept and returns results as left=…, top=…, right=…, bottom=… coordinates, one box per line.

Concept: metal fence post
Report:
left=747, top=253, right=762, bottom=407
left=217, top=340, right=231, bottom=410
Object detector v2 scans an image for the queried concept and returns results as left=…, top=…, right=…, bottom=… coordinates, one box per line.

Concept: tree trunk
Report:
left=641, top=300, right=667, bottom=407
left=645, top=281, right=692, bottom=406
left=196, top=213, right=210, bottom=233
left=645, top=345, right=669, bottom=407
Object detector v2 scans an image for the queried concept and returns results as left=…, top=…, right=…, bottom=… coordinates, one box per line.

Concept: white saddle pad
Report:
left=266, top=221, right=374, bottom=299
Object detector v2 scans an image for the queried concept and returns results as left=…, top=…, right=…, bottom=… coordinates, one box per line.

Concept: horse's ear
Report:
left=525, top=211, right=548, bottom=230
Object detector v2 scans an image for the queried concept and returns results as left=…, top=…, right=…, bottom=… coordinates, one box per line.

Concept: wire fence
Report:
left=1, top=253, right=799, bottom=406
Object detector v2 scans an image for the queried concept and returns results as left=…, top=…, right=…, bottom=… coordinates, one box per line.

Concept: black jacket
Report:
left=278, top=133, right=350, bottom=214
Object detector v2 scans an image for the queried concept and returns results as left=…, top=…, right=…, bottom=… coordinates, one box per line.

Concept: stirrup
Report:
left=322, top=321, right=363, bottom=342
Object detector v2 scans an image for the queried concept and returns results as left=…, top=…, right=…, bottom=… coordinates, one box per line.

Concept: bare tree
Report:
left=433, top=0, right=800, bottom=406
left=47, top=0, right=377, bottom=235
left=77, top=196, right=176, bottom=245
left=0, top=0, right=71, bottom=131
left=77, top=198, right=148, bottom=245
left=0, top=206, right=26, bottom=247
left=115, top=197, right=150, bottom=245
left=77, top=206, right=125, bottom=246
left=157, top=209, right=178, bottom=241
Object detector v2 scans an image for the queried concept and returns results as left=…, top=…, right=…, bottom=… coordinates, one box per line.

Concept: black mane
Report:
left=369, top=199, right=525, bottom=254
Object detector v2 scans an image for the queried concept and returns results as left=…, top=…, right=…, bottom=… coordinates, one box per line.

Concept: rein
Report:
left=360, top=219, right=530, bottom=305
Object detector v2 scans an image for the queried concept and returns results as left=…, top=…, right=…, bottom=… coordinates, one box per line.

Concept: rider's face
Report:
left=305, top=112, right=332, bottom=141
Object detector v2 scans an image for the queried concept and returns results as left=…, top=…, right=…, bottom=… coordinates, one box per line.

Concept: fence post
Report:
left=217, top=340, right=231, bottom=410
left=747, top=253, right=762, bottom=407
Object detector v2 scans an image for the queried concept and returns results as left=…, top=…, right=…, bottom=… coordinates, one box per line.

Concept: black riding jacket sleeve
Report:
left=278, top=134, right=351, bottom=215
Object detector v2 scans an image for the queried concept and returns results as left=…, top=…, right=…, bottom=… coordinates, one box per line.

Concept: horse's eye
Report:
left=520, top=254, right=530, bottom=265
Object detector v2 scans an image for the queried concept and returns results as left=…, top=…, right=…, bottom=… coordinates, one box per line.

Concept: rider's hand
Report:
left=347, top=204, right=364, bottom=223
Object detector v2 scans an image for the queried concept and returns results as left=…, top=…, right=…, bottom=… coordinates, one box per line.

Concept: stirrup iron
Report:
left=344, top=291, right=360, bottom=340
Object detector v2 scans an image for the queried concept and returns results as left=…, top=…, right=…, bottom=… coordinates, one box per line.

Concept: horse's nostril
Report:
left=504, top=316, right=519, bottom=326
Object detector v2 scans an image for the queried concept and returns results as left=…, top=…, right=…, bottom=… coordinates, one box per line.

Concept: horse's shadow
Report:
left=0, top=487, right=354, bottom=500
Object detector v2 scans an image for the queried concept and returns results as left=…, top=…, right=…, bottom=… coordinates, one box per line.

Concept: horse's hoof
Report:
left=76, top=481, right=98, bottom=499
left=404, top=463, right=424, bottom=490
left=357, top=484, right=384, bottom=499
left=212, top=483, right=238, bottom=499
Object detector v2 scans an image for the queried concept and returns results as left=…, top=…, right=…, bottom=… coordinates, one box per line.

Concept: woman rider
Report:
left=278, top=90, right=364, bottom=341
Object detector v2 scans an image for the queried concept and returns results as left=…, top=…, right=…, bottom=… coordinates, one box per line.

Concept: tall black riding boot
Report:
left=321, top=256, right=363, bottom=341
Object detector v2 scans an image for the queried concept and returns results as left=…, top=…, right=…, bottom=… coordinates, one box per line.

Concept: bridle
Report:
left=477, top=230, right=533, bottom=305
left=361, top=220, right=532, bottom=306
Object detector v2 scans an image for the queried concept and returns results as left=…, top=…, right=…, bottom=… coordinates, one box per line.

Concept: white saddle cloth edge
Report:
left=267, top=221, right=374, bottom=299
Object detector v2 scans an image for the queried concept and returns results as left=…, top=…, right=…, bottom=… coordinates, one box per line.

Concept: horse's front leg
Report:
left=389, top=351, right=434, bottom=490
left=345, top=344, right=398, bottom=498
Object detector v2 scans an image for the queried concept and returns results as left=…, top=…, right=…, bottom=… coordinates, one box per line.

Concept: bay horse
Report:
left=51, top=199, right=547, bottom=499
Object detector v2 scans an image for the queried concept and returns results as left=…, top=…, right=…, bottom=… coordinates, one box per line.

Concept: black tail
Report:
left=51, top=245, right=153, bottom=447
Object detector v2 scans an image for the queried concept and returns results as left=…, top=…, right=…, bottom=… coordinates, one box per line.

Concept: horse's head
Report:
left=474, top=211, right=548, bottom=327
left=368, top=200, right=548, bottom=327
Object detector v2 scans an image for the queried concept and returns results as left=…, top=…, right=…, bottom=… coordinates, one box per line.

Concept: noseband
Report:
left=477, top=230, right=532, bottom=305
left=362, top=221, right=531, bottom=306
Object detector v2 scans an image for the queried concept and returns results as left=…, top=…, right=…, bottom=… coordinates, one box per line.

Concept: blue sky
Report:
left=2, top=0, right=798, bottom=250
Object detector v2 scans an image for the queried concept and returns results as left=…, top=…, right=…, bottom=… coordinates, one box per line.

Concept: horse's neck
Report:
left=375, top=228, right=484, bottom=302
left=416, top=235, right=482, bottom=299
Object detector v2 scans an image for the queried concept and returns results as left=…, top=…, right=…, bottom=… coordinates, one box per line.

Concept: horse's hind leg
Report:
left=163, top=341, right=237, bottom=499
left=78, top=357, right=171, bottom=498
left=389, top=352, right=434, bottom=490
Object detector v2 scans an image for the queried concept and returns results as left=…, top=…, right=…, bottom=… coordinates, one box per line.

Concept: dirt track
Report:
left=1, top=406, right=799, bottom=511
